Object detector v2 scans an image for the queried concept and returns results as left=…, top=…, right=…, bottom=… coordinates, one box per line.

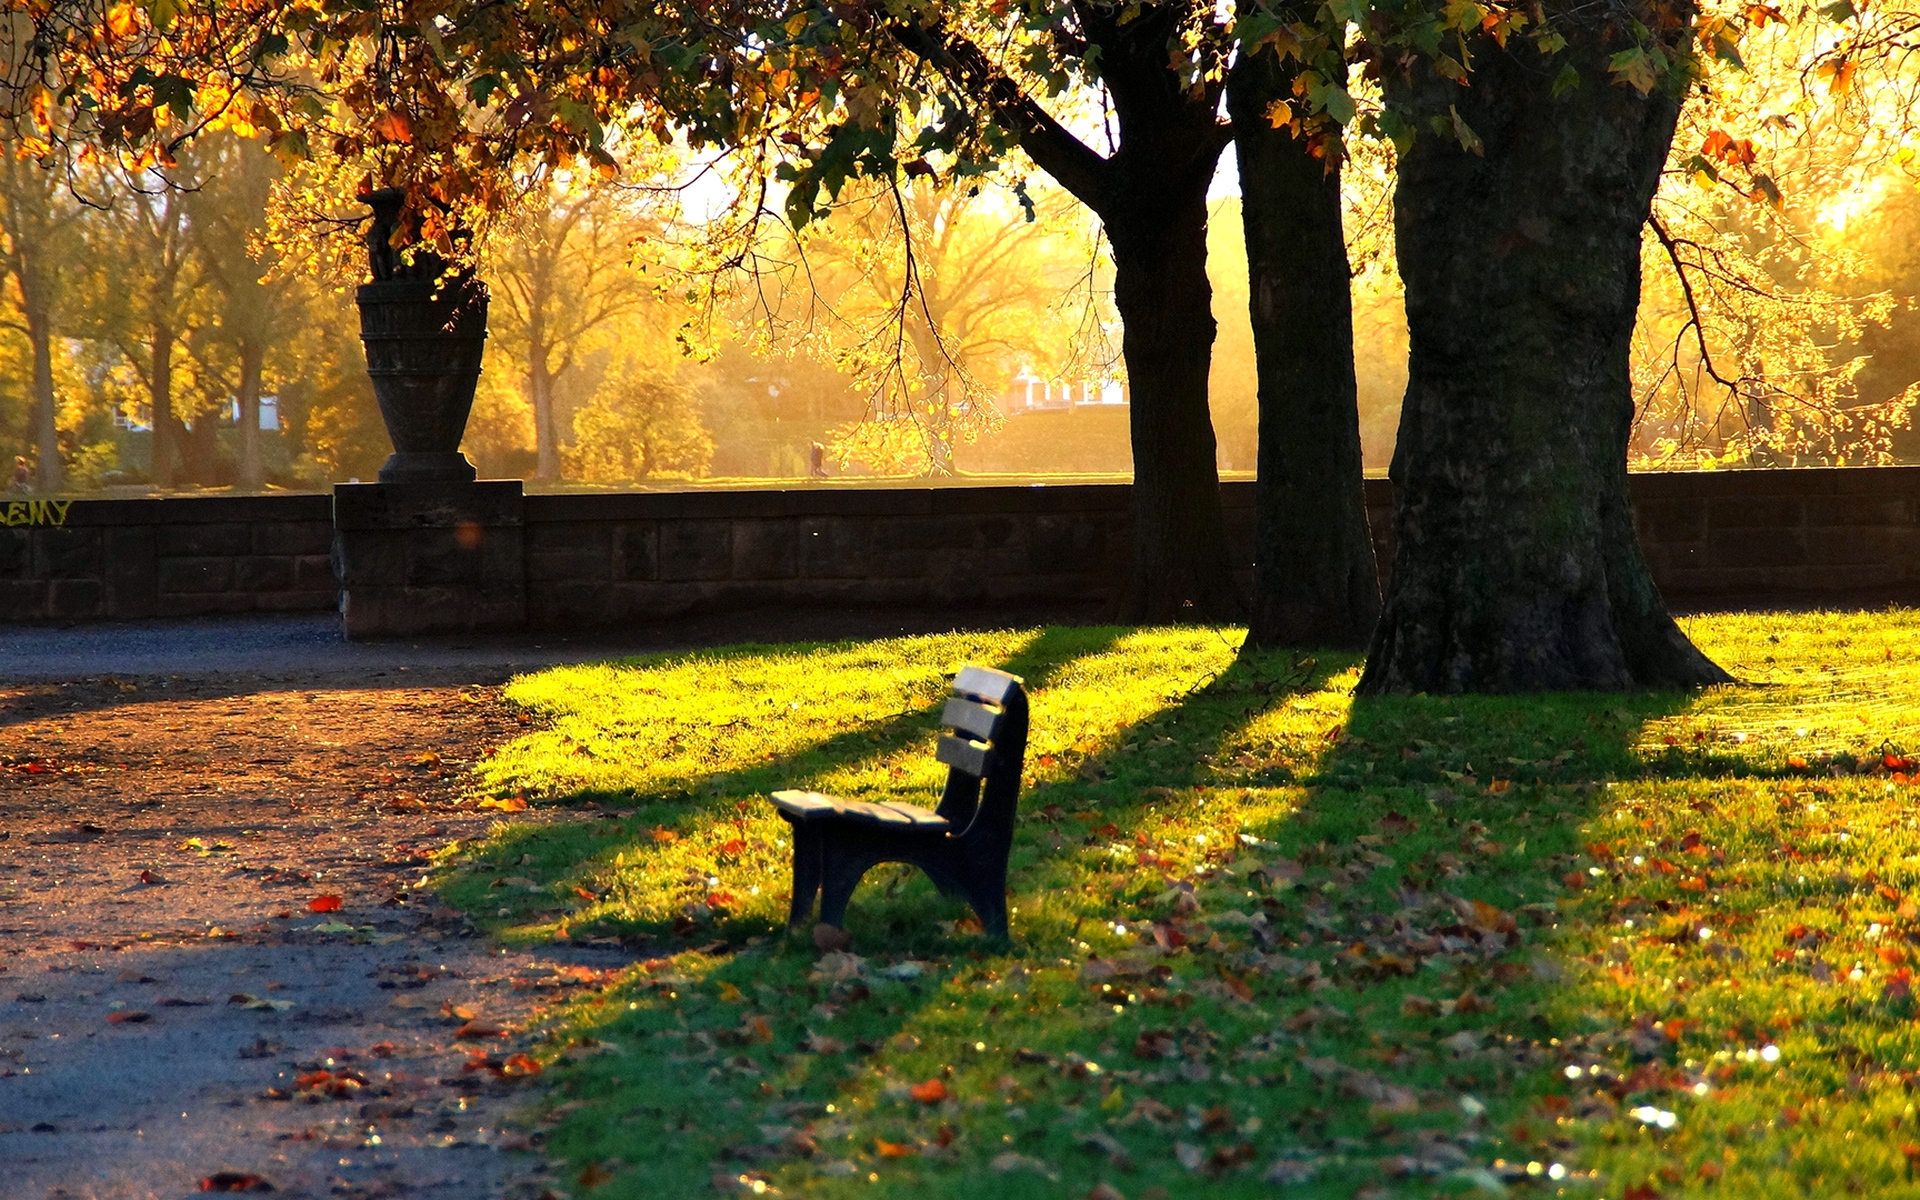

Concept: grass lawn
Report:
left=438, top=612, right=1920, bottom=1199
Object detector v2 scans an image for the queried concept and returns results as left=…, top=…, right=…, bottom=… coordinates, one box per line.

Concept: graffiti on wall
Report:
left=2, top=500, right=74, bottom=527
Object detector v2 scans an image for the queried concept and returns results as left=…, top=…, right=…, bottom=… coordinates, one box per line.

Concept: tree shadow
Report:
left=449, top=625, right=1155, bottom=946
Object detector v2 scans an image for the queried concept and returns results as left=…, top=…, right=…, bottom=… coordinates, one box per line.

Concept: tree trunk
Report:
left=1227, top=48, right=1377, bottom=649
left=150, top=322, right=177, bottom=488
left=237, top=337, right=265, bottom=490
left=1360, top=29, right=1729, bottom=693
left=1106, top=190, right=1244, bottom=623
left=531, top=350, right=559, bottom=482
left=22, top=286, right=59, bottom=493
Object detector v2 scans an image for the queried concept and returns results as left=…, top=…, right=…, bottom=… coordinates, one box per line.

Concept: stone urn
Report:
left=356, top=188, right=487, bottom=483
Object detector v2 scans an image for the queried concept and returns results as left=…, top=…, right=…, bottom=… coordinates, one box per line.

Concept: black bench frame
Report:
left=770, top=666, right=1029, bottom=940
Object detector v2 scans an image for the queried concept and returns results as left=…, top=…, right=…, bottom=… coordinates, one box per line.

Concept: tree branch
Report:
left=888, top=20, right=1113, bottom=212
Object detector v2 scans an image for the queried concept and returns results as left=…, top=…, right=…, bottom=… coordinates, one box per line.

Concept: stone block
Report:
left=333, top=480, right=524, bottom=530
left=158, top=523, right=252, bottom=557
left=1705, top=494, right=1803, bottom=531
left=797, top=517, right=871, bottom=579
left=35, top=528, right=102, bottom=578
left=253, top=521, right=334, bottom=556
left=656, top=520, right=731, bottom=580
left=527, top=547, right=608, bottom=583
left=233, top=556, right=298, bottom=593
left=341, top=583, right=525, bottom=639
left=405, top=531, right=484, bottom=587
left=1808, top=497, right=1914, bottom=528
left=1633, top=499, right=1707, bottom=545
left=927, top=552, right=993, bottom=604
left=330, top=531, right=406, bottom=586
left=46, top=579, right=103, bottom=619
left=295, top=554, right=338, bottom=591
left=1707, top=529, right=1806, bottom=570
left=529, top=520, right=614, bottom=554
left=102, top=526, right=158, bottom=618
left=0, top=528, right=27, bottom=577
left=1030, top=515, right=1104, bottom=573
left=526, top=582, right=616, bottom=627
left=613, top=523, right=658, bottom=580
left=732, top=519, right=797, bottom=580
left=158, top=556, right=235, bottom=594
left=0, top=578, right=47, bottom=618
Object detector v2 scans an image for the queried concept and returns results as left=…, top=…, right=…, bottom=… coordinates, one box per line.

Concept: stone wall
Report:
left=5, top=466, right=1920, bottom=628
left=0, top=494, right=334, bottom=621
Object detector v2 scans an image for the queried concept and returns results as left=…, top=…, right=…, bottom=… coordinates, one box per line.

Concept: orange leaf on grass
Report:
left=478, top=797, right=528, bottom=812
left=307, top=895, right=342, bottom=913
left=876, top=1138, right=917, bottom=1158
left=910, top=1078, right=949, bottom=1103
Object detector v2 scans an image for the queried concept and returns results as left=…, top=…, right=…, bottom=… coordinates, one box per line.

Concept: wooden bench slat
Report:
left=935, top=732, right=991, bottom=777
left=941, top=697, right=1001, bottom=741
left=952, top=666, right=1021, bottom=706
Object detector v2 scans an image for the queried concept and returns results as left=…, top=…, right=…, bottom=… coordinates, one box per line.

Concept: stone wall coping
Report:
left=24, top=493, right=332, bottom=526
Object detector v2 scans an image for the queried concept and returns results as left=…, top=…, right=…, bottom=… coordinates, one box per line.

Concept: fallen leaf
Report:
left=454, top=1020, right=509, bottom=1040
left=307, top=895, right=342, bottom=913
left=106, top=1011, right=150, bottom=1024
left=138, top=870, right=168, bottom=885
left=229, top=993, right=294, bottom=1012
left=198, top=1173, right=273, bottom=1193
left=479, top=796, right=529, bottom=812
left=876, top=1138, right=917, bottom=1158
left=910, top=1078, right=949, bottom=1104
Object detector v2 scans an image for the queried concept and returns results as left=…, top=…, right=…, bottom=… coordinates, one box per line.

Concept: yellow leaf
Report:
left=107, top=4, right=138, bottom=36
left=1265, top=99, right=1293, bottom=129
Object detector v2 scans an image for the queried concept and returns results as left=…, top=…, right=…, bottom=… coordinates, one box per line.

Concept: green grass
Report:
left=439, top=611, right=1920, bottom=1198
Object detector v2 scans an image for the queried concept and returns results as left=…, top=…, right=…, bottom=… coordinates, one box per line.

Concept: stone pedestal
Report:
left=332, top=481, right=525, bottom=639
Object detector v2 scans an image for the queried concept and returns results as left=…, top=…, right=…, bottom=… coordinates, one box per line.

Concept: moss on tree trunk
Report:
left=1227, top=47, right=1378, bottom=649
left=1360, top=22, right=1730, bottom=693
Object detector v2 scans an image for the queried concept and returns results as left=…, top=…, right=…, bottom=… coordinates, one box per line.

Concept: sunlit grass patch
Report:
left=440, top=609, right=1920, bottom=1198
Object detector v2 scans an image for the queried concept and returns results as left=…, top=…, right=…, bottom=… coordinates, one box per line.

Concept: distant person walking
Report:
left=809, top=441, right=827, bottom=480
left=8, top=456, right=32, bottom=494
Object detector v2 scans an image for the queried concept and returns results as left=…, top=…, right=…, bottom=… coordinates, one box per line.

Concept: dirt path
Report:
left=0, top=670, right=609, bottom=1200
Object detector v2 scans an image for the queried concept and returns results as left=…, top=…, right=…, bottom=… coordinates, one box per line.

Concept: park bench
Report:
left=770, top=666, right=1029, bottom=941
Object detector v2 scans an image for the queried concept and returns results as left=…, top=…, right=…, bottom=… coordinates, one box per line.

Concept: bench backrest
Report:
left=933, top=666, right=1029, bottom=839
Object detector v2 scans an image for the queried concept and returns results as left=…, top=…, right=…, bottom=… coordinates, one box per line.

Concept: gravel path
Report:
left=0, top=608, right=1090, bottom=1198
left=0, top=671, right=602, bottom=1199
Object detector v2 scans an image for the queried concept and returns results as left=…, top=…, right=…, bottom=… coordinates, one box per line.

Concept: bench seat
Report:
left=770, top=790, right=951, bottom=831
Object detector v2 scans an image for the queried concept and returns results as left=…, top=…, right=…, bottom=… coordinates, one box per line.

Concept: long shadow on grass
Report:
left=448, top=625, right=1136, bottom=942
left=528, top=652, right=1725, bottom=1197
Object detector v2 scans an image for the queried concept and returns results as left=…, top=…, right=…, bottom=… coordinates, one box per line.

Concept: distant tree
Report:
left=568, top=366, right=713, bottom=482
left=0, top=152, right=78, bottom=490
left=187, top=135, right=304, bottom=490
left=485, top=181, right=659, bottom=482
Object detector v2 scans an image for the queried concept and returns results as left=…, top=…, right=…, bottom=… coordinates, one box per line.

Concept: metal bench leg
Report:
left=961, top=879, right=1009, bottom=941
left=817, top=848, right=867, bottom=931
left=787, top=821, right=825, bottom=930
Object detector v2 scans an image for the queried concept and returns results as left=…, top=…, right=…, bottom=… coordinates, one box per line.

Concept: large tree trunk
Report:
left=23, top=286, right=59, bottom=493
left=150, top=323, right=178, bottom=488
left=236, top=337, right=265, bottom=490
left=888, top=6, right=1245, bottom=624
left=1106, top=188, right=1243, bottom=623
left=1360, top=25, right=1729, bottom=693
left=1227, top=48, right=1377, bottom=649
